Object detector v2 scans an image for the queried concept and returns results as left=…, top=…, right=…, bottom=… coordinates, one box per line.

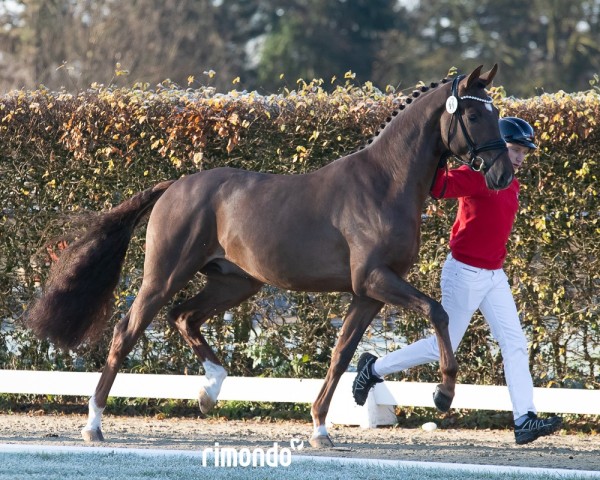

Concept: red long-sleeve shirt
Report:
left=430, top=165, right=519, bottom=270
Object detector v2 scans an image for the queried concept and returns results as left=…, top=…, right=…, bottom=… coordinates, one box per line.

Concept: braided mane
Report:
left=361, top=77, right=452, bottom=149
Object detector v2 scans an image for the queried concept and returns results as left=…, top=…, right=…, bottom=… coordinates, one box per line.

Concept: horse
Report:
left=25, top=64, right=513, bottom=448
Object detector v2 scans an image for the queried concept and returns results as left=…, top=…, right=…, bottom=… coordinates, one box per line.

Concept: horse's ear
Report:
left=479, top=64, right=498, bottom=87
left=465, top=65, right=484, bottom=89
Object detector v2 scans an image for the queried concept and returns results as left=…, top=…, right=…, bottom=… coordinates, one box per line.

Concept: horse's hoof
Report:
left=81, top=427, right=104, bottom=442
left=198, top=388, right=217, bottom=414
left=433, top=384, right=453, bottom=412
left=309, top=435, right=335, bottom=449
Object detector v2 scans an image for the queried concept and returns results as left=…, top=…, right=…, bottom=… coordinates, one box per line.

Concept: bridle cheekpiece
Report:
left=444, top=75, right=508, bottom=172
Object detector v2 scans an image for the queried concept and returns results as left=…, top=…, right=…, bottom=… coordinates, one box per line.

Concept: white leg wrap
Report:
left=312, top=423, right=328, bottom=438
left=83, top=396, right=104, bottom=431
left=202, top=360, right=227, bottom=401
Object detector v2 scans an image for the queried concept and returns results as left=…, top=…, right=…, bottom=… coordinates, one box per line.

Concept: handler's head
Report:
left=499, top=117, right=537, bottom=171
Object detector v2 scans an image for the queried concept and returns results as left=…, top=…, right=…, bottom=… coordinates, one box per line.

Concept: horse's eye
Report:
left=468, top=113, right=478, bottom=122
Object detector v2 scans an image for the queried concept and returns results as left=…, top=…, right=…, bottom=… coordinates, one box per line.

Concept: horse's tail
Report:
left=24, top=180, right=176, bottom=350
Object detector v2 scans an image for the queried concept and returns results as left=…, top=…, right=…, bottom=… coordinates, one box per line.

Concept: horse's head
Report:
left=441, top=64, right=513, bottom=190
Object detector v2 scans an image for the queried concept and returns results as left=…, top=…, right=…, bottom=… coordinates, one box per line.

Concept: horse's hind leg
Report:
left=310, top=295, right=383, bottom=448
left=167, top=272, right=263, bottom=414
left=81, top=285, right=174, bottom=442
left=82, top=231, right=209, bottom=441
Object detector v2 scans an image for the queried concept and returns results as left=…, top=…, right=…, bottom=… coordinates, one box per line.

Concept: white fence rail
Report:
left=0, top=370, right=598, bottom=428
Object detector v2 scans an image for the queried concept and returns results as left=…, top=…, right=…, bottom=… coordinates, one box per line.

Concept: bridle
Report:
left=443, top=75, right=508, bottom=172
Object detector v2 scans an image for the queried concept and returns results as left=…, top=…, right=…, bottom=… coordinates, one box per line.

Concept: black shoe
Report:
left=514, top=412, right=562, bottom=445
left=352, top=353, right=383, bottom=406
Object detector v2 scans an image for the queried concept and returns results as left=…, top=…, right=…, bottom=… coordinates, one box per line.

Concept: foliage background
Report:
left=0, top=75, right=598, bottom=396
left=1, top=0, right=600, bottom=97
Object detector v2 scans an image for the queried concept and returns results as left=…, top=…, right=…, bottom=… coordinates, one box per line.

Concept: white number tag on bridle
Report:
left=446, top=96, right=458, bottom=114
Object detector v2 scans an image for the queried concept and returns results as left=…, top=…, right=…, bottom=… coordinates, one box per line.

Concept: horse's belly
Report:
left=226, top=241, right=352, bottom=292
left=263, top=270, right=353, bottom=293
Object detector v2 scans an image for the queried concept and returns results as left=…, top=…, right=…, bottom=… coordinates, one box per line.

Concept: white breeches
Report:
left=374, top=253, right=536, bottom=420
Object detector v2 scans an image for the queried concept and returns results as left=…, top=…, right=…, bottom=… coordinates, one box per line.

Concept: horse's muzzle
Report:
left=485, top=169, right=514, bottom=190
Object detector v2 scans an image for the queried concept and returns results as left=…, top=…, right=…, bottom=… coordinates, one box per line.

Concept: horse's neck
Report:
left=365, top=90, right=447, bottom=205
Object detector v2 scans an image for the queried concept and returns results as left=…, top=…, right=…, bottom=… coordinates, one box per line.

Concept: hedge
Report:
left=0, top=78, right=598, bottom=391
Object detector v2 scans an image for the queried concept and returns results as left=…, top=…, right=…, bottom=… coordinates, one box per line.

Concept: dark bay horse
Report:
left=25, top=65, right=513, bottom=447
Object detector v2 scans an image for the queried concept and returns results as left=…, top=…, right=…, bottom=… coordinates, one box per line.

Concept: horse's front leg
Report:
left=310, top=295, right=383, bottom=448
left=359, top=265, right=457, bottom=412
